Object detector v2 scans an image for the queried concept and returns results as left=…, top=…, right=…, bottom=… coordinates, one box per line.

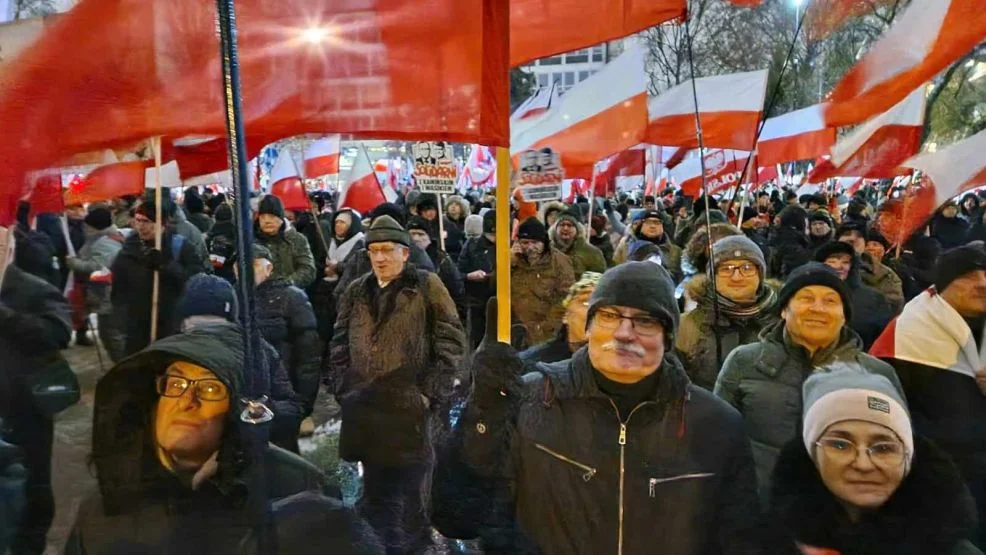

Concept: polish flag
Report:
left=808, top=89, right=925, bottom=182
left=338, top=144, right=390, bottom=214
left=757, top=104, right=836, bottom=166
left=511, top=82, right=559, bottom=122
left=804, top=0, right=898, bottom=41
left=669, top=149, right=751, bottom=198
left=269, top=152, right=308, bottom=212
left=663, top=147, right=691, bottom=170
left=900, top=128, right=986, bottom=214
left=64, top=161, right=149, bottom=206
left=304, top=136, right=341, bottom=179
left=510, top=44, right=649, bottom=179
left=645, top=70, right=768, bottom=150
left=824, top=0, right=986, bottom=127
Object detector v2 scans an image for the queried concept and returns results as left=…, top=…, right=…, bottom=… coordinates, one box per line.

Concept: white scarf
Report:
left=328, top=231, right=364, bottom=265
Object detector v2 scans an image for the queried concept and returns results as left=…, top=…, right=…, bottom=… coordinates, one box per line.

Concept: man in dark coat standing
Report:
left=769, top=205, right=812, bottom=279
left=815, top=241, right=895, bottom=350
left=328, top=215, right=466, bottom=553
left=0, top=227, right=72, bottom=555
left=439, top=263, right=763, bottom=554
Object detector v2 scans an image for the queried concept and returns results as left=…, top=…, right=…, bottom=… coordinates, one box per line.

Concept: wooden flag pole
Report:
left=437, top=194, right=446, bottom=251
left=150, top=136, right=163, bottom=342
left=495, top=147, right=511, bottom=344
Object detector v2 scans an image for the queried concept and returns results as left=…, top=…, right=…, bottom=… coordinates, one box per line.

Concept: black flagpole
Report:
left=215, top=0, right=272, bottom=552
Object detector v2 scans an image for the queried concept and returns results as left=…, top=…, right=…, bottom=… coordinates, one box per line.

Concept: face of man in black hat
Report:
left=940, top=269, right=986, bottom=318
left=587, top=305, right=665, bottom=384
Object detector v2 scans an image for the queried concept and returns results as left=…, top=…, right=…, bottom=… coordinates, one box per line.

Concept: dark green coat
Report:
left=254, top=222, right=317, bottom=289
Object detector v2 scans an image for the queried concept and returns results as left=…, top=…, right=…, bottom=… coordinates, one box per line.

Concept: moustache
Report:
left=601, top=341, right=647, bottom=357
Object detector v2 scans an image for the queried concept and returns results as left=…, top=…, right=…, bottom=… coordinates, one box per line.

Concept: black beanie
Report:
left=741, top=206, right=758, bottom=223
left=776, top=262, right=853, bottom=321
left=482, top=210, right=496, bottom=234
left=177, top=274, right=239, bottom=323
left=517, top=217, right=548, bottom=247
left=778, top=205, right=808, bottom=231
left=814, top=240, right=857, bottom=266
left=214, top=203, right=233, bottom=223
left=406, top=216, right=432, bottom=238
left=184, top=194, right=205, bottom=214
left=84, top=207, right=113, bottom=230
left=866, top=227, right=890, bottom=249
left=416, top=193, right=439, bottom=213
left=934, top=242, right=986, bottom=293
left=368, top=202, right=406, bottom=227
left=258, top=195, right=285, bottom=219
left=587, top=261, right=679, bottom=339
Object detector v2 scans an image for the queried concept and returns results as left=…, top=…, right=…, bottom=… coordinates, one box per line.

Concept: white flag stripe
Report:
left=856, top=1, right=949, bottom=96
left=759, top=105, right=827, bottom=141
left=270, top=150, right=300, bottom=184
left=830, top=89, right=925, bottom=167
left=902, top=128, right=986, bottom=205
left=647, top=70, right=768, bottom=119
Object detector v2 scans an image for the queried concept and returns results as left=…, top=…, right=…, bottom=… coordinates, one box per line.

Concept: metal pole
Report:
left=495, top=147, right=511, bottom=343
left=214, top=0, right=270, bottom=553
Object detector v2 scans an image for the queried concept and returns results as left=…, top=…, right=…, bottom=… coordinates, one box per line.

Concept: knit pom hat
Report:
left=711, top=235, right=766, bottom=278
left=365, top=215, right=410, bottom=247
left=177, top=274, right=239, bottom=323
left=776, top=262, right=853, bottom=321
left=802, top=366, right=913, bottom=470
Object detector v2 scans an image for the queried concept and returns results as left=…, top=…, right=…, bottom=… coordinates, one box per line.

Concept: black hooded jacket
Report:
left=769, top=208, right=812, bottom=280
left=766, top=437, right=981, bottom=554
left=814, top=242, right=894, bottom=350
left=932, top=212, right=972, bottom=250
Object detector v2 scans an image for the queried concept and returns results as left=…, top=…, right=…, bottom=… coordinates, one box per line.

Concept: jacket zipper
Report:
left=609, top=399, right=651, bottom=555
left=648, top=473, right=715, bottom=497
left=534, top=443, right=597, bottom=482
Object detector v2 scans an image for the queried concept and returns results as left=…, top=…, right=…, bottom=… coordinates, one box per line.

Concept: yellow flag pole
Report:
left=495, top=147, right=512, bottom=344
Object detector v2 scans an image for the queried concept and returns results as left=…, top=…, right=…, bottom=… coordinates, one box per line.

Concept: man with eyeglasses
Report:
left=549, top=210, right=606, bottom=277
left=329, top=214, right=465, bottom=554
left=766, top=367, right=981, bottom=554
left=676, top=236, right=778, bottom=391
left=110, top=202, right=204, bottom=357
left=441, top=262, right=763, bottom=554
left=715, top=262, right=902, bottom=498
left=510, top=217, right=575, bottom=347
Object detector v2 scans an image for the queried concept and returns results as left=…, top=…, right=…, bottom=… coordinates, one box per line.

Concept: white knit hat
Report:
left=802, top=365, right=914, bottom=469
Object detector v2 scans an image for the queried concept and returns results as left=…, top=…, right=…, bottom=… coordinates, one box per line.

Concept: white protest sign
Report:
left=413, top=141, right=457, bottom=194
left=516, top=148, right=564, bottom=202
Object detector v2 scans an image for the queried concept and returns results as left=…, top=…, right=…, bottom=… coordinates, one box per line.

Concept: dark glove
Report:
left=143, top=248, right=166, bottom=271
left=471, top=298, right=525, bottom=405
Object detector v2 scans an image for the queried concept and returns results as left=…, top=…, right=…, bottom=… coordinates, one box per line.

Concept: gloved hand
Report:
left=470, top=297, right=525, bottom=406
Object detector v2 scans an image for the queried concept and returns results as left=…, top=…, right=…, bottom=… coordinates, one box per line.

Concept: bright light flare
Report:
left=302, top=26, right=331, bottom=44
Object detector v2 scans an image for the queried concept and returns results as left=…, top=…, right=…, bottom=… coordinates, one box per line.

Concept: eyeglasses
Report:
left=156, top=374, right=229, bottom=402
left=716, top=262, right=758, bottom=278
left=815, top=437, right=907, bottom=469
left=368, top=245, right=402, bottom=256
left=593, top=308, right=663, bottom=336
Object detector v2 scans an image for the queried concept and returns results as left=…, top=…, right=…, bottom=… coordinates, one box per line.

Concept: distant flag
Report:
left=511, top=82, right=559, bottom=122
left=269, top=151, right=308, bottom=211
left=338, top=144, right=390, bottom=214
left=757, top=104, right=837, bottom=166
left=669, top=149, right=751, bottom=198
left=824, top=0, right=986, bottom=127
left=64, top=161, right=149, bottom=206
left=304, top=136, right=341, bottom=179
left=900, top=127, right=986, bottom=214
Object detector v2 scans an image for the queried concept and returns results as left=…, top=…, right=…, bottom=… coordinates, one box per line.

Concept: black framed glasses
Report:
left=715, top=262, right=758, bottom=279
left=593, top=308, right=663, bottom=336
left=156, top=374, right=228, bottom=402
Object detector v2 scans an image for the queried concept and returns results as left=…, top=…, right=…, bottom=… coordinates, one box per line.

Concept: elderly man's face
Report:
left=810, top=221, right=831, bottom=238
left=154, top=362, right=229, bottom=472
left=940, top=269, right=986, bottom=318
left=258, top=214, right=283, bottom=235
left=782, top=285, right=846, bottom=352
left=368, top=241, right=409, bottom=282
left=556, top=219, right=577, bottom=242
left=587, top=305, right=665, bottom=385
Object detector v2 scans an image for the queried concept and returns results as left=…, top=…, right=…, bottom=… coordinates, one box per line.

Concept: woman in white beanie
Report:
left=766, top=365, right=982, bottom=554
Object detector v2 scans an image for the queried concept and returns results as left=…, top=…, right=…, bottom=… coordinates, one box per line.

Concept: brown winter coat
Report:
left=860, top=251, right=905, bottom=313
left=511, top=248, right=575, bottom=346
left=328, top=265, right=466, bottom=465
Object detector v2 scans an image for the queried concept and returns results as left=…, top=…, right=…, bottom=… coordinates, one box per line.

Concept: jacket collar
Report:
left=553, top=346, right=690, bottom=410
left=754, top=321, right=862, bottom=377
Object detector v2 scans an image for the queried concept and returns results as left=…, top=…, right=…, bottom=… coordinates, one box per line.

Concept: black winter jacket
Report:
left=518, top=325, right=574, bottom=367
left=444, top=346, right=763, bottom=554
left=768, top=227, right=812, bottom=279
left=457, top=236, right=497, bottom=307
left=932, top=213, right=971, bottom=250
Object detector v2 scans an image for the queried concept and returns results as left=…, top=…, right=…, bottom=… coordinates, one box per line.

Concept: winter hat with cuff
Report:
left=802, top=366, right=913, bottom=470
left=517, top=217, right=549, bottom=247
left=776, top=262, right=853, bottom=321
left=934, top=241, right=986, bottom=293
left=365, top=215, right=410, bottom=247
left=711, top=235, right=766, bottom=278
left=587, top=261, right=679, bottom=339
left=177, top=274, right=239, bottom=323
left=84, top=207, right=113, bottom=231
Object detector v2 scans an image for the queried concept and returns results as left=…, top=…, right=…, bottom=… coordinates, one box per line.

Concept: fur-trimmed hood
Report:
left=683, top=223, right=741, bottom=275
left=768, top=436, right=980, bottom=554
left=538, top=200, right=568, bottom=225
left=444, top=195, right=471, bottom=222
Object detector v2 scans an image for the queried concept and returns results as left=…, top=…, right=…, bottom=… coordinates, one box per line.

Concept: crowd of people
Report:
left=2, top=181, right=986, bottom=554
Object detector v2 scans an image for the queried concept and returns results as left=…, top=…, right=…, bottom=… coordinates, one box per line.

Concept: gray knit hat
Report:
left=711, top=235, right=766, bottom=278
left=464, top=214, right=483, bottom=239
left=587, top=262, right=679, bottom=339
left=365, top=215, right=410, bottom=247
left=802, top=366, right=913, bottom=469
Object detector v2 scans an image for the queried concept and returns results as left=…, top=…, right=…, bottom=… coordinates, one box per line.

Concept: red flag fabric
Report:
left=669, top=149, right=751, bottom=198
left=338, top=145, right=387, bottom=215
left=804, top=0, right=898, bottom=41
left=509, top=0, right=686, bottom=67
left=824, top=0, right=986, bottom=127
left=664, top=148, right=690, bottom=170
left=64, top=161, right=150, bottom=206
left=757, top=104, right=836, bottom=166
left=161, top=137, right=267, bottom=180
left=304, top=136, right=341, bottom=179
left=808, top=89, right=924, bottom=183
left=27, top=174, right=65, bottom=215
left=0, top=0, right=510, bottom=225
left=269, top=152, right=309, bottom=212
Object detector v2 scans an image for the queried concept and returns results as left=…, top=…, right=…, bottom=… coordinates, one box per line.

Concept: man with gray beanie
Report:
left=871, top=241, right=986, bottom=547
left=328, top=214, right=465, bottom=553
left=766, top=367, right=981, bottom=554
left=440, top=262, right=763, bottom=553
left=676, top=235, right=778, bottom=391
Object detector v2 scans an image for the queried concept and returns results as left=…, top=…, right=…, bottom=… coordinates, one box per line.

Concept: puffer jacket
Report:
left=328, top=266, right=466, bottom=466
left=766, top=436, right=982, bottom=555
left=255, top=277, right=322, bottom=416
left=549, top=220, right=606, bottom=276
left=254, top=220, right=317, bottom=289
left=511, top=248, right=575, bottom=346
left=713, top=321, right=902, bottom=496
left=675, top=275, right=779, bottom=391
left=442, top=346, right=764, bottom=554
left=65, top=225, right=124, bottom=315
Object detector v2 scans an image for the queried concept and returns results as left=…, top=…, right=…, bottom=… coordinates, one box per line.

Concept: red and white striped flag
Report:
left=669, top=149, right=752, bottom=198
left=269, top=152, right=308, bottom=212
left=757, top=104, right=836, bottom=166
left=808, top=89, right=925, bottom=183
left=338, top=144, right=390, bottom=214
left=510, top=44, right=649, bottom=179
left=824, top=0, right=986, bottom=127
left=511, top=82, right=559, bottom=122
left=304, top=136, right=341, bottom=179
left=901, top=128, right=986, bottom=210
left=645, top=70, right=768, bottom=150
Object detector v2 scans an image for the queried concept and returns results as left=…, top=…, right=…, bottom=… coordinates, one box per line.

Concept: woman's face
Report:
left=814, top=420, right=907, bottom=511
left=448, top=203, right=462, bottom=219
left=334, top=212, right=352, bottom=238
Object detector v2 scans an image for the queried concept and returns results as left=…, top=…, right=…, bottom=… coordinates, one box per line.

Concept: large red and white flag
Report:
left=901, top=128, right=986, bottom=209
left=304, top=136, right=341, bottom=179
left=645, top=70, right=768, bottom=150
left=269, top=152, right=309, bottom=212
left=808, top=89, right=925, bottom=182
left=511, top=82, right=560, bottom=122
left=824, top=0, right=986, bottom=127
left=669, top=149, right=752, bottom=198
left=509, top=0, right=686, bottom=66
left=338, top=145, right=389, bottom=214
left=510, top=44, right=649, bottom=179
left=63, top=161, right=150, bottom=206
left=757, top=104, right=836, bottom=166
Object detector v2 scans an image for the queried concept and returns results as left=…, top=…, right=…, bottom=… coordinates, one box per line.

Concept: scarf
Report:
left=706, top=284, right=777, bottom=322
left=870, top=288, right=986, bottom=381
left=328, top=231, right=364, bottom=265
